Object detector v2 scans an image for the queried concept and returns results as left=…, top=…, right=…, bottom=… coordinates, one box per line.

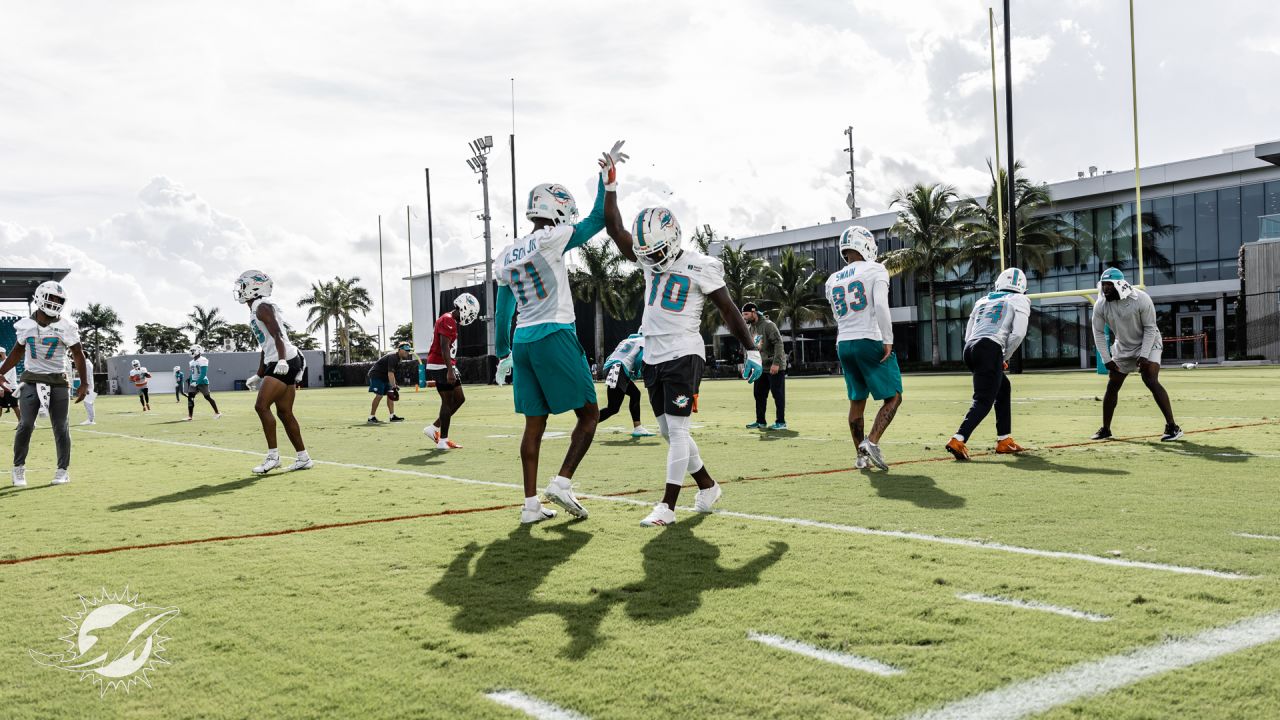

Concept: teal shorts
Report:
left=838, top=339, right=903, bottom=401
left=512, top=328, right=597, bottom=416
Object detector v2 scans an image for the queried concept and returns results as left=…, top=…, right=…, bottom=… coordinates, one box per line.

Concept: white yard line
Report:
left=905, top=610, right=1280, bottom=720
left=484, top=690, right=589, bottom=720
left=747, top=631, right=903, bottom=676
left=1233, top=532, right=1280, bottom=541
left=956, top=593, right=1111, bottom=622
left=75, top=428, right=1253, bottom=578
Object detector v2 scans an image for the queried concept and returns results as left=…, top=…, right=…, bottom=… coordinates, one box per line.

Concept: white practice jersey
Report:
left=495, top=225, right=577, bottom=329
left=250, top=298, right=300, bottom=364
left=966, top=292, right=1031, bottom=350
left=190, top=356, right=209, bottom=384
left=825, top=261, right=891, bottom=342
left=641, top=249, right=725, bottom=365
left=604, top=334, right=644, bottom=379
left=13, top=316, right=80, bottom=375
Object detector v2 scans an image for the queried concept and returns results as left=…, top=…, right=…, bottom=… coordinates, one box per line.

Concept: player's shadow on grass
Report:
left=0, top=483, right=61, bottom=499
left=428, top=523, right=612, bottom=659
left=108, top=476, right=262, bottom=511
left=1137, top=438, right=1254, bottom=464
left=619, top=514, right=788, bottom=623
left=1001, top=453, right=1121, bottom=476
left=398, top=451, right=446, bottom=466
left=599, top=437, right=661, bottom=446
left=757, top=429, right=800, bottom=441
left=868, top=474, right=966, bottom=509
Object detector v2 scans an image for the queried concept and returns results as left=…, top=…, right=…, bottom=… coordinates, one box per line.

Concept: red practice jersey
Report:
left=426, top=313, right=458, bottom=366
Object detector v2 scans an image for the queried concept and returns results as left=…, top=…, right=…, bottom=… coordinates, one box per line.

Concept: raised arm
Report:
left=577, top=140, right=630, bottom=255
left=567, top=176, right=607, bottom=251
left=603, top=183, right=636, bottom=261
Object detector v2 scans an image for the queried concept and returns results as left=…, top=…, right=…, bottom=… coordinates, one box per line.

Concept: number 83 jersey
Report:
left=641, top=249, right=725, bottom=364
left=826, top=260, right=891, bottom=342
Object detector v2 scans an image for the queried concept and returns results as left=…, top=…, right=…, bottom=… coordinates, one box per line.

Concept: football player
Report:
left=0, top=281, right=89, bottom=486
left=366, top=344, right=411, bottom=423
left=825, top=226, right=903, bottom=471
left=237, top=270, right=313, bottom=474
left=186, top=345, right=221, bottom=420
left=173, top=365, right=184, bottom=402
left=1091, top=267, right=1181, bottom=441
left=600, top=148, right=764, bottom=527
left=129, top=359, right=152, bottom=411
left=492, top=144, right=615, bottom=524
left=945, top=267, right=1031, bottom=460
left=72, top=360, right=96, bottom=426
left=599, top=333, right=655, bottom=438
left=0, top=348, right=20, bottom=423
left=423, top=293, right=479, bottom=451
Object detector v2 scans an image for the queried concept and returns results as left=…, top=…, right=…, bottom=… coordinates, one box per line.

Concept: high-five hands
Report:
left=599, top=140, right=629, bottom=191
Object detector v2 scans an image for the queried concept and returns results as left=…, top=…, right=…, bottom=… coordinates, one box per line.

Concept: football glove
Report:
left=496, top=355, right=513, bottom=385
left=387, top=386, right=400, bottom=402
left=742, top=350, right=763, bottom=383
left=246, top=374, right=262, bottom=391
left=599, top=139, right=628, bottom=191
left=273, top=359, right=289, bottom=375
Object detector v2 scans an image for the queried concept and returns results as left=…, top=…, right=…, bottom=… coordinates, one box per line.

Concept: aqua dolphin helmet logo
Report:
left=548, top=186, right=572, bottom=204
left=659, top=211, right=673, bottom=229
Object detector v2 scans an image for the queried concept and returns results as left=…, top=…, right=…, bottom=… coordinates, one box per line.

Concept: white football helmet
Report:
left=131, top=359, right=141, bottom=369
left=173, top=365, right=181, bottom=372
left=994, top=267, right=1028, bottom=294
left=33, top=281, right=66, bottom=319
left=234, top=270, right=273, bottom=303
left=190, top=345, right=203, bottom=358
left=526, top=183, right=578, bottom=225
left=632, top=207, right=683, bottom=273
left=454, top=293, right=480, bottom=326
left=838, top=225, right=878, bottom=263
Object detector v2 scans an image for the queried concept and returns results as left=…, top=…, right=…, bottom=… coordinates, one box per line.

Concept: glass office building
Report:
left=734, top=142, right=1280, bottom=367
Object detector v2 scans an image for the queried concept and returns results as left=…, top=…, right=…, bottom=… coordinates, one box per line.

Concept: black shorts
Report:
left=0, top=392, right=17, bottom=409
left=642, top=355, right=703, bottom=417
left=267, top=355, right=306, bottom=385
left=428, top=367, right=460, bottom=392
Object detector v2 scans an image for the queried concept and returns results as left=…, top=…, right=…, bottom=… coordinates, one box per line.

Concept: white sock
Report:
left=953, top=434, right=965, bottom=442
left=997, top=434, right=1011, bottom=441
left=267, top=448, right=279, bottom=458
left=551, top=474, right=571, bottom=488
left=524, top=496, right=540, bottom=510
left=296, top=450, right=310, bottom=461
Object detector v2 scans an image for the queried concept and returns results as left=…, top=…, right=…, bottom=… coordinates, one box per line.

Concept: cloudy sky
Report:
left=1, top=0, right=1274, bottom=348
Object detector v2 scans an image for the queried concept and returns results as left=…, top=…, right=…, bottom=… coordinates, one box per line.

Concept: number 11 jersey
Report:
left=496, top=224, right=578, bottom=331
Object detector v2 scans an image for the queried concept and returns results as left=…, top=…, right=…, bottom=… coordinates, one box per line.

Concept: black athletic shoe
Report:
left=1161, top=424, right=1183, bottom=442
left=1090, top=427, right=1113, bottom=440
left=367, top=416, right=382, bottom=424
left=389, top=415, right=405, bottom=423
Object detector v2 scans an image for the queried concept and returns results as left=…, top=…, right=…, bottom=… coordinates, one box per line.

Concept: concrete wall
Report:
left=106, top=351, right=325, bottom=394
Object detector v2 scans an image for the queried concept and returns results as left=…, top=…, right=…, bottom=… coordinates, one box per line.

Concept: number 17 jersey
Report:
left=825, top=260, right=890, bottom=342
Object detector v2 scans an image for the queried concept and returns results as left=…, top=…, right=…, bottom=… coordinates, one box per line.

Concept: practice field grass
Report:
left=2, top=366, right=1280, bottom=719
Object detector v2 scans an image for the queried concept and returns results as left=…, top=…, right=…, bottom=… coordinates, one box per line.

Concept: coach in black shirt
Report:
left=367, top=343, right=413, bottom=423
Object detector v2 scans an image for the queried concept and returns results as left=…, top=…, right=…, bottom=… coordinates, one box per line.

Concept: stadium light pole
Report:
left=425, top=168, right=437, bottom=322
left=510, top=78, right=519, bottom=239
left=377, top=214, right=386, bottom=351
left=1002, top=0, right=1022, bottom=374
left=467, top=135, right=496, bottom=357
left=843, top=126, right=858, bottom=219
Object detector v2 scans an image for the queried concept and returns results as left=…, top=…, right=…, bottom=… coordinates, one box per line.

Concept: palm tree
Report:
left=297, top=279, right=343, bottom=364
left=955, top=161, right=1079, bottom=279
left=699, top=241, right=767, bottom=356
left=757, top=248, right=829, bottom=366
left=333, top=277, right=373, bottom=364
left=881, top=182, right=965, bottom=367
left=223, top=323, right=256, bottom=352
left=569, top=239, right=628, bottom=364
left=183, top=305, right=229, bottom=348
left=288, top=330, right=319, bottom=351
left=70, top=303, right=124, bottom=371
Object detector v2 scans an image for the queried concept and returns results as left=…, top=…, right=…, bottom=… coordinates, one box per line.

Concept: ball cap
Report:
left=741, top=302, right=758, bottom=314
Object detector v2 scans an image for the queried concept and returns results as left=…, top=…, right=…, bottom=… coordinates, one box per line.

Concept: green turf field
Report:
left=2, top=366, right=1280, bottom=719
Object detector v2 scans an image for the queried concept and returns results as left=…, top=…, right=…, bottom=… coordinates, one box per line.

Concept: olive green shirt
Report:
left=749, top=317, right=786, bottom=370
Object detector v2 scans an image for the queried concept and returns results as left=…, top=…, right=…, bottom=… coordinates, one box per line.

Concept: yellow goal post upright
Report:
left=1026, top=0, right=1144, bottom=309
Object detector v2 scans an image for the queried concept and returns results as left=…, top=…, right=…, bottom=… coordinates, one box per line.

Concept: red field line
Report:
left=734, top=419, right=1279, bottom=483
left=1, top=487, right=655, bottom=567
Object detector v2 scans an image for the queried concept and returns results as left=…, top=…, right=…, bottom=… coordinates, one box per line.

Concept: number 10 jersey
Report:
left=641, top=249, right=725, bottom=365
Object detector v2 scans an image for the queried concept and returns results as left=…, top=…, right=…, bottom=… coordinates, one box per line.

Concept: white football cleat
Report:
left=424, top=425, right=441, bottom=443
left=253, top=454, right=282, bottom=474
left=12, top=466, right=27, bottom=487
left=631, top=426, right=655, bottom=438
left=544, top=477, right=588, bottom=519
left=289, top=457, right=314, bottom=471
left=214, top=413, right=222, bottom=420
left=521, top=504, right=557, bottom=524
left=693, top=483, right=721, bottom=513
left=858, top=439, right=888, bottom=470
left=855, top=449, right=870, bottom=470
left=51, top=469, right=70, bottom=485
left=640, top=502, right=676, bottom=527
left=78, top=419, right=96, bottom=426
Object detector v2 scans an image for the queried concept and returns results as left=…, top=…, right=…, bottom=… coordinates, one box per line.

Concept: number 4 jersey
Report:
left=641, top=249, right=725, bottom=364
left=825, top=260, right=893, bottom=343
left=13, top=316, right=80, bottom=375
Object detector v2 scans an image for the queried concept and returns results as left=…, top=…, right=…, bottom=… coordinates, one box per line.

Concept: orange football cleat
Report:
left=996, top=437, right=1026, bottom=454
left=443, top=439, right=463, bottom=449
left=945, top=437, right=970, bottom=461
